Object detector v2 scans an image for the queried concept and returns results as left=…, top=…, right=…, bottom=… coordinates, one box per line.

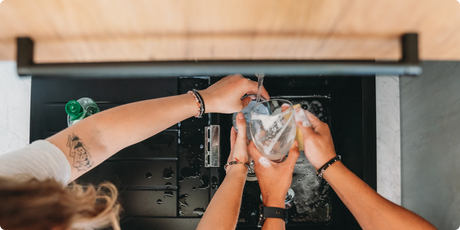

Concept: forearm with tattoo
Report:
left=66, top=133, right=94, bottom=171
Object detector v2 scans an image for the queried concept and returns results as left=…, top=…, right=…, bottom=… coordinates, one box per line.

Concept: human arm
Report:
left=294, top=108, right=437, bottom=230
left=247, top=141, right=300, bottom=230
left=46, top=75, right=270, bottom=182
left=197, top=112, right=250, bottom=230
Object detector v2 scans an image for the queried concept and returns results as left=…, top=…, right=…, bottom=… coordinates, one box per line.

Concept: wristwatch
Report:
left=257, top=205, right=288, bottom=227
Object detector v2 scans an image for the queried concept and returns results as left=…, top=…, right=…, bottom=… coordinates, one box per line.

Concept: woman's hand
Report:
left=294, top=108, right=337, bottom=170
left=226, top=113, right=250, bottom=174
left=199, top=74, right=270, bottom=114
left=197, top=113, right=251, bottom=230
left=248, top=141, right=300, bottom=208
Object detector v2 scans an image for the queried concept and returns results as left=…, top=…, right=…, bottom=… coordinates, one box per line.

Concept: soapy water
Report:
left=258, top=157, right=272, bottom=168
left=294, top=107, right=311, bottom=127
left=291, top=153, right=331, bottom=219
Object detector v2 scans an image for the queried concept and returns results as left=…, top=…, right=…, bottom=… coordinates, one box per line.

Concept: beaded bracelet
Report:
left=187, top=89, right=205, bottom=118
left=317, top=155, right=341, bottom=180
left=224, top=161, right=251, bottom=172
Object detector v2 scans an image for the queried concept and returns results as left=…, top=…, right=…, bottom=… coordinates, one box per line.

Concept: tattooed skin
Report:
left=67, top=133, right=93, bottom=171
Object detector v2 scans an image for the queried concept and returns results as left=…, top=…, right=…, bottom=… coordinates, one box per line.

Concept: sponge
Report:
left=293, top=104, right=304, bottom=151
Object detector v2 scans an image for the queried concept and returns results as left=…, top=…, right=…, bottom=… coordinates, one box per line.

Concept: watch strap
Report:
left=258, top=205, right=288, bottom=227
left=263, top=206, right=286, bottom=219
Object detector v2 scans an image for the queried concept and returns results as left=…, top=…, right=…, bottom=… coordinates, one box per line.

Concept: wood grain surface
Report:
left=0, top=0, right=459, bottom=62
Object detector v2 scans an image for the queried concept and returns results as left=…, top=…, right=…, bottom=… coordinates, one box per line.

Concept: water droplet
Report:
left=164, top=191, right=174, bottom=198
left=163, top=167, right=174, bottom=179
left=146, top=172, right=152, bottom=178
left=211, top=176, right=219, bottom=189
left=181, top=167, right=200, bottom=179
left=179, top=194, right=189, bottom=207
left=198, top=175, right=210, bottom=190
left=165, top=182, right=172, bottom=189
left=200, top=144, right=204, bottom=149
left=193, top=207, right=205, bottom=216
left=157, top=199, right=162, bottom=204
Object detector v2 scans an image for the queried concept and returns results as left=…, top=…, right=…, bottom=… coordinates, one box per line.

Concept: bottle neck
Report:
left=65, top=100, right=84, bottom=120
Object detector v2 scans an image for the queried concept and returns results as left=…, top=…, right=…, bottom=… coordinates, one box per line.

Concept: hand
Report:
left=248, top=141, right=300, bottom=208
left=199, top=74, right=270, bottom=114
left=294, top=108, right=337, bottom=170
left=227, top=112, right=250, bottom=174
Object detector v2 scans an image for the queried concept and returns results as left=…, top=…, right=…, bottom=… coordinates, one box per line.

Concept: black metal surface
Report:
left=30, top=75, right=376, bottom=230
left=210, top=76, right=376, bottom=230
left=17, top=34, right=421, bottom=77
left=30, top=77, right=216, bottom=229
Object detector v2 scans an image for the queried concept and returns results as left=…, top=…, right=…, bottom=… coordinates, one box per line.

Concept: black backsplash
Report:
left=30, top=76, right=375, bottom=230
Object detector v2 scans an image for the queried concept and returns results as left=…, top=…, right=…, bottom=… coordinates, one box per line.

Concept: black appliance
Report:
left=22, top=34, right=420, bottom=230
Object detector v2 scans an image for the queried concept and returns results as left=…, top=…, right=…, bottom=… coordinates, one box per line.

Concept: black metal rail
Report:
left=17, top=33, right=421, bottom=77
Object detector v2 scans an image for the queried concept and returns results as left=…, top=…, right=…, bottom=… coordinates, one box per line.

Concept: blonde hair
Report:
left=0, top=177, right=121, bottom=230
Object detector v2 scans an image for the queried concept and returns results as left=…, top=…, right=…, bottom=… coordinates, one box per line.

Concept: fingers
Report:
left=235, top=113, right=247, bottom=144
left=285, top=140, right=300, bottom=167
left=248, top=141, right=263, bottom=162
left=241, top=96, right=252, bottom=109
left=294, top=108, right=316, bottom=140
left=281, top=103, right=290, bottom=112
left=259, top=86, right=270, bottom=101
left=297, top=120, right=316, bottom=141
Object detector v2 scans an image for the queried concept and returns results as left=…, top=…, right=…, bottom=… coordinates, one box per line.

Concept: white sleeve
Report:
left=0, top=140, right=71, bottom=186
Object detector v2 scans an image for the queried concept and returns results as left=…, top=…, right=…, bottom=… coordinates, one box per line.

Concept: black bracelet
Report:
left=188, top=89, right=205, bottom=118
left=317, top=155, right=341, bottom=180
left=192, top=89, right=206, bottom=116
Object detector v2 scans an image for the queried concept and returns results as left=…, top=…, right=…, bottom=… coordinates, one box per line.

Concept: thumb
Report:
left=248, top=141, right=263, bottom=162
left=295, top=108, right=316, bottom=140
left=235, top=112, right=248, bottom=144
left=304, top=109, right=323, bottom=130
left=285, top=140, right=300, bottom=167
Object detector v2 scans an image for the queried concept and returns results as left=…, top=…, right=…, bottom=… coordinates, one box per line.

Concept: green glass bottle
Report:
left=65, top=97, right=100, bottom=126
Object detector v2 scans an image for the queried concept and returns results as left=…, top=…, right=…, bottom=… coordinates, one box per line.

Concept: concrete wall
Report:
left=401, top=61, right=460, bottom=230
left=0, top=61, right=30, bottom=154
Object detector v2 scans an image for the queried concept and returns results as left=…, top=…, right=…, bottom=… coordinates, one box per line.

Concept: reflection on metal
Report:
left=205, top=125, right=220, bottom=168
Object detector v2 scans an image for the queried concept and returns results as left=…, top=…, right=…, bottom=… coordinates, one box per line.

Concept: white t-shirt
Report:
left=0, top=140, right=71, bottom=185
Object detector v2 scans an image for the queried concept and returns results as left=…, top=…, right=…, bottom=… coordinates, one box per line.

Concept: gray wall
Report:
left=401, top=61, right=460, bottom=230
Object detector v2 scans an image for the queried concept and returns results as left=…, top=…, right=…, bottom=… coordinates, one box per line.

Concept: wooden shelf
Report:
left=1, top=0, right=459, bottom=61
